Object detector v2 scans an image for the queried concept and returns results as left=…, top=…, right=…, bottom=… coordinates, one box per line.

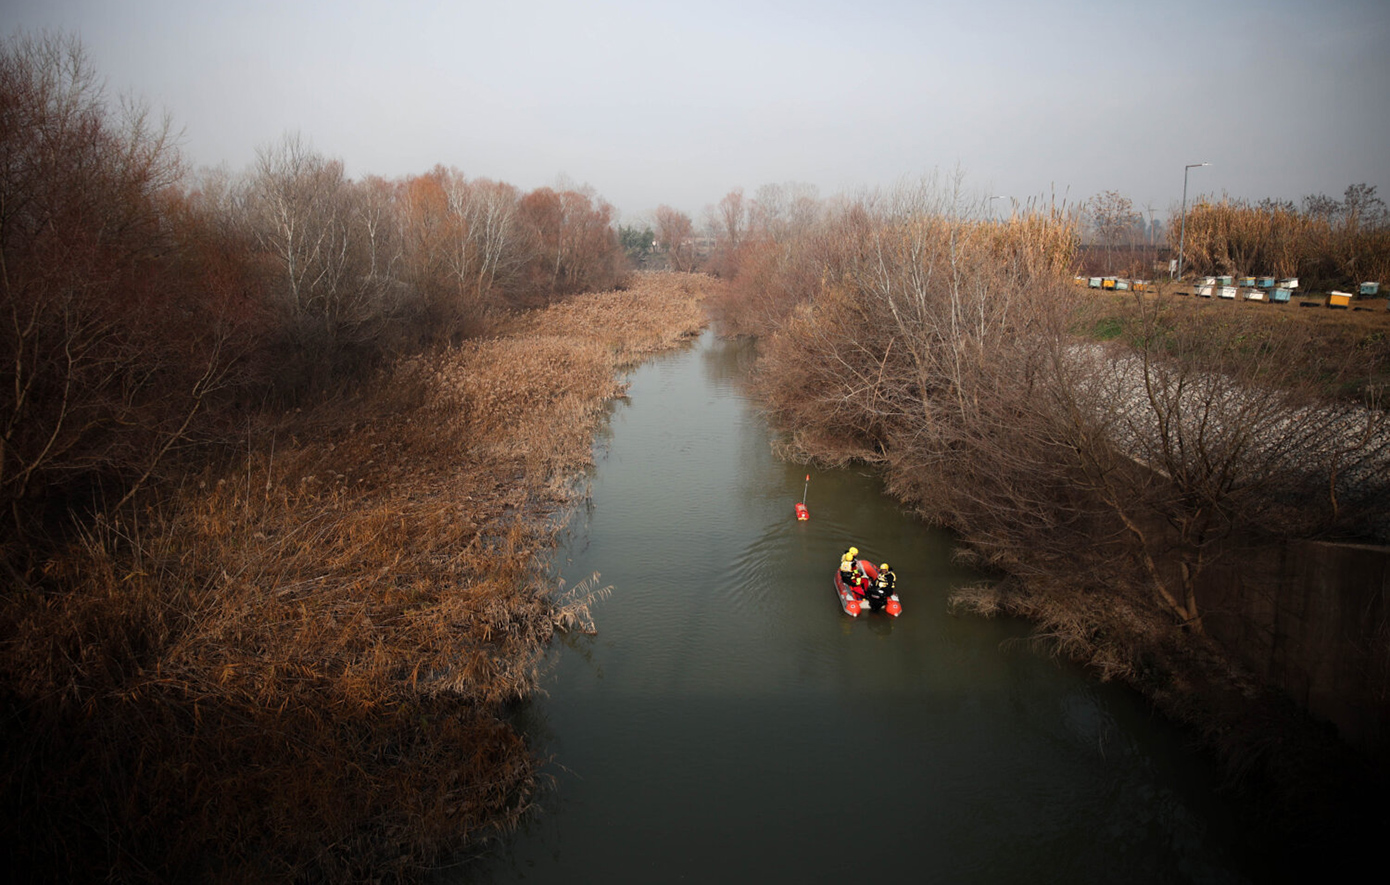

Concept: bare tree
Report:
left=1087, top=190, right=1140, bottom=274
left=243, top=134, right=394, bottom=360
left=356, top=174, right=404, bottom=285
left=512, top=186, right=619, bottom=300
left=0, top=33, right=225, bottom=554
left=462, top=179, right=527, bottom=304
left=716, top=188, right=747, bottom=250
left=750, top=181, right=821, bottom=242
left=655, top=205, right=695, bottom=272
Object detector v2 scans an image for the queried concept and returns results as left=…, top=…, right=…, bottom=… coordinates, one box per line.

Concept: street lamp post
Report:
left=989, top=195, right=1006, bottom=221
left=1175, top=162, right=1210, bottom=281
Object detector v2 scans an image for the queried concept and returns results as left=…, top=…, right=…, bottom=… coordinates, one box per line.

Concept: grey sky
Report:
left=8, top=0, right=1389, bottom=223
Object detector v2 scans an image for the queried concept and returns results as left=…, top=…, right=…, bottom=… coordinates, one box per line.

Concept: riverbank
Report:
left=743, top=290, right=1385, bottom=875
left=760, top=405, right=1384, bottom=873
left=696, top=189, right=1385, bottom=869
left=0, top=272, right=713, bottom=882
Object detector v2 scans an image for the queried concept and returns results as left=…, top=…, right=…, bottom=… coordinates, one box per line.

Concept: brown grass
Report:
left=0, top=273, right=713, bottom=882
left=1078, top=283, right=1390, bottom=403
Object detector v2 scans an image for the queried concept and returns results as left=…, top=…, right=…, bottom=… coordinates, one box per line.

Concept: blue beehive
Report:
left=1271, top=288, right=1292, bottom=303
left=1258, top=277, right=1276, bottom=288
left=1360, top=282, right=1380, bottom=296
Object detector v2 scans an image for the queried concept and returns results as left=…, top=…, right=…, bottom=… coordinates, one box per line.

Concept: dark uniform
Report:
left=867, top=565, right=895, bottom=611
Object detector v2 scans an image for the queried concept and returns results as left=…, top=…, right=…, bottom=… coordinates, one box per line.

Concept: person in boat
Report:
left=838, top=548, right=861, bottom=593
left=866, top=562, right=895, bottom=611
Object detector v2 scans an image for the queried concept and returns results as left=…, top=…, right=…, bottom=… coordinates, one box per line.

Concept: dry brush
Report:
left=715, top=178, right=1387, bottom=855
left=1, top=274, right=713, bottom=882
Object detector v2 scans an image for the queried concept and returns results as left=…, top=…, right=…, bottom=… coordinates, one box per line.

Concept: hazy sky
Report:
left=8, top=0, right=1389, bottom=223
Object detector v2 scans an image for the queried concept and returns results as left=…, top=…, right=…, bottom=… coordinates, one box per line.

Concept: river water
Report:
left=462, top=330, right=1267, bottom=883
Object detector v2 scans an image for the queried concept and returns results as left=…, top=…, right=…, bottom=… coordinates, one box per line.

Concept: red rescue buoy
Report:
left=795, top=475, right=811, bottom=521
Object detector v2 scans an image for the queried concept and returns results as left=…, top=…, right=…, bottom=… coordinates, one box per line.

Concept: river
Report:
left=461, top=330, right=1268, bottom=883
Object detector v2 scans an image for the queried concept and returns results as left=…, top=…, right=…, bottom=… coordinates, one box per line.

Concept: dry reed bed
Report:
left=507, top=271, right=710, bottom=365
left=1, top=273, right=713, bottom=882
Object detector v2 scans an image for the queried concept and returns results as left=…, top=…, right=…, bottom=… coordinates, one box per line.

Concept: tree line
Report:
left=658, top=182, right=1388, bottom=290
left=1, top=33, right=625, bottom=568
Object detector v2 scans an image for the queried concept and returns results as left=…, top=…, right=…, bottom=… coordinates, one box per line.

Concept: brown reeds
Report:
left=0, top=273, right=712, bottom=882
left=1178, top=195, right=1390, bottom=290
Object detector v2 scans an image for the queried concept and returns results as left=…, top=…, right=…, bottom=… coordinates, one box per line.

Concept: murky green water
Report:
left=461, top=330, right=1266, bottom=883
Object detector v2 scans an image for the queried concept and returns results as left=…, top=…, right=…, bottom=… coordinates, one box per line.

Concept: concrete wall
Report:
left=1201, top=540, right=1390, bottom=760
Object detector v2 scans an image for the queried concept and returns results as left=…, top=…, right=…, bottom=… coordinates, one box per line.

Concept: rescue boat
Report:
left=834, top=559, right=902, bottom=617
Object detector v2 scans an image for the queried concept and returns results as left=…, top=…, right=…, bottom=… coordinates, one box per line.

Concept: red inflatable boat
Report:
left=834, top=559, right=902, bottom=617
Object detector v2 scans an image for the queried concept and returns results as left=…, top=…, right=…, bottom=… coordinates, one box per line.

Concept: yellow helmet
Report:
left=848, top=546, right=859, bottom=556
left=881, top=563, right=890, bottom=571
left=842, top=553, right=853, bottom=562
